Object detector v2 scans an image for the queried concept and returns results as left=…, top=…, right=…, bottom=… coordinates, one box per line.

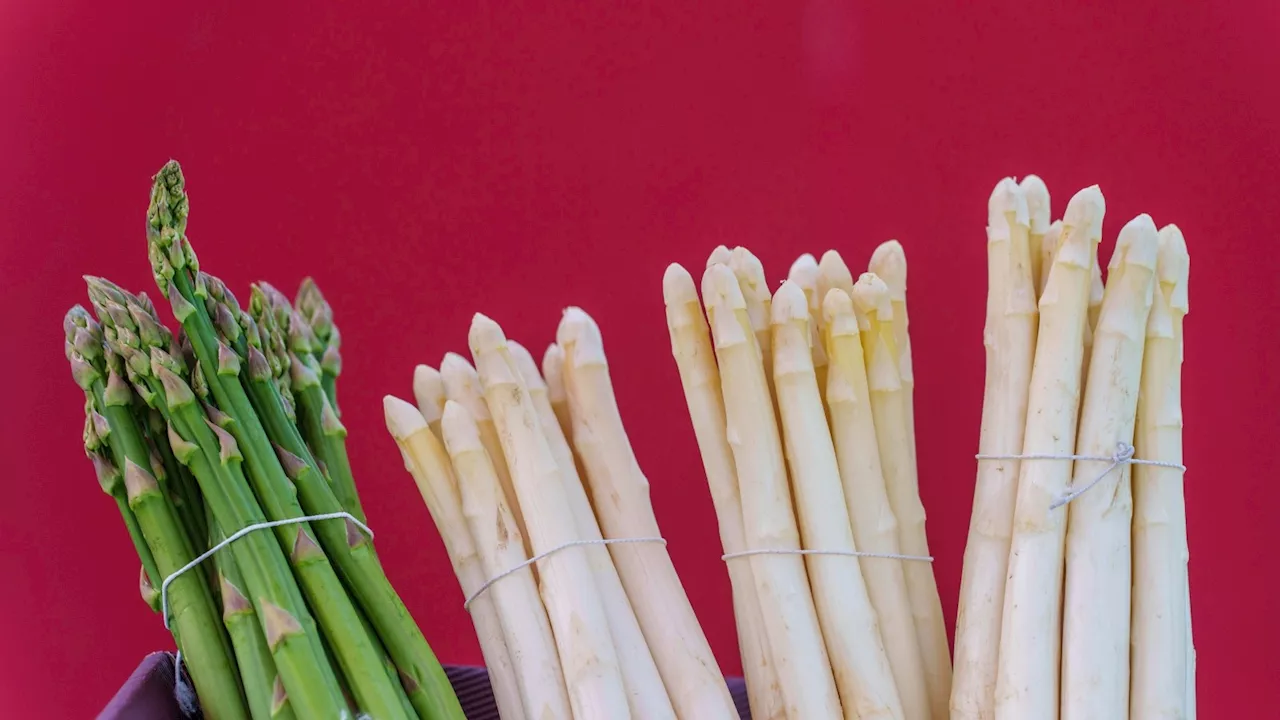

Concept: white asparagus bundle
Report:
left=851, top=272, right=950, bottom=720
left=1130, top=224, right=1192, bottom=720
left=773, top=280, right=904, bottom=720
left=663, top=263, right=787, bottom=720
left=505, top=340, right=676, bottom=720
left=469, top=315, right=633, bottom=719
left=440, top=353, right=529, bottom=557
left=951, top=178, right=1038, bottom=720
left=382, top=396, right=528, bottom=720
left=438, top=400, right=572, bottom=719
left=1060, top=215, right=1160, bottom=718
left=702, top=262, right=842, bottom=718
left=994, top=186, right=1104, bottom=720
left=823, top=285, right=932, bottom=720
left=556, top=307, right=740, bottom=720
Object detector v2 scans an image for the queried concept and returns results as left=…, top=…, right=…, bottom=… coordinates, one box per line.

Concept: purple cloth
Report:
left=101, top=654, right=754, bottom=719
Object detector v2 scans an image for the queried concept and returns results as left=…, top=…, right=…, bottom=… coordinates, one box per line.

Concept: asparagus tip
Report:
left=821, top=287, right=857, bottom=331
left=541, top=343, right=566, bottom=403
left=728, top=246, right=770, bottom=300
left=662, top=263, right=698, bottom=306
left=851, top=272, right=893, bottom=320
left=787, top=252, right=820, bottom=288
left=770, top=280, right=810, bottom=325
left=555, top=307, right=606, bottom=368
left=1063, top=185, right=1106, bottom=239
left=506, top=340, right=546, bottom=391
left=411, top=365, right=446, bottom=425
left=440, top=400, right=484, bottom=454
left=869, top=240, right=908, bottom=301
left=1157, top=224, right=1190, bottom=312
left=1109, top=213, right=1160, bottom=271
left=1020, top=174, right=1052, bottom=232
left=439, top=352, right=491, bottom=420
left=467, top=313, right=508, bottom=356
left=383, top=395, right=428, bottom=440
left=705, top=244, right=732, bottom=269
left=818, top=249, right=853, bottom=289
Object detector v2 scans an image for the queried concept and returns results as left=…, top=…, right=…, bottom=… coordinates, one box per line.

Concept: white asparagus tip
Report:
left=1063, top=185, right=1107, bottom=239
left=384, top=394, right=428, bottom=440
left=788, top=252, right=820, bottom=286
left=1108, top=213, right=1161, bottom=271
left=701, top=262, right=749, bottom=312
left=851, top=272, right=893, bottom=319
left=663, top=263, right=700, bottom=306
left=821, top=287, right=858, bottom=332
left=868, top=240, right=907, bottom=299
left=1157, top=224, right=1190, bottom=312
left=706, top=245, right=733, bottom=268
left=771, top=279, right=810, bottom=324
left=542, top=343, right=567, bottom=402
left=440, top=399, right=485, bottom=453
left=468, top=313, right=510, bottom=357
left=988, top=177, right=1029, bottom=232
left=439, top=350, right=492, bottom=419
left=1020, top=174, right=1051, bottom=233
left=818, top=249, right=854, bottom=287
left=556, top=307, right=607, bottom=367
left=728, top=246, right=770, bottom=299
left=507, top=340, right=546, bottom=390
left=412, top=365, right=446, bottom=425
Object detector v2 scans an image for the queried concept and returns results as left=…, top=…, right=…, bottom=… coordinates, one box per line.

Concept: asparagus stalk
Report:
left=384, top=396, right=531, bottom=720
left=469, top=314, right=632, bottom=719
left=294, top=277, right=343, bottom=414
left=557, top=307, right=742, bottom=720
left=413, top=365, right=447, bottom=438
left=994, top=186, right=1104, bottom=720
left=1130, top=224, right=1191, bottom=719
left=787, top=253, right=830, bottom=396
left=772, top=281, right=904, bottom=720
left=701, top=263, right=842, bottom=719
left=663, top=263, right=786, bottom=720
left=439, top=400, right=573, bottom=720
left=822, top=288, right=932, bottom=720
left=1061, top=214, right=1160, bottom=719
left=540, top=344, right=575, bottom=446
left=951, top=179, right=1038, bottom=720
left=1021, top=175, right=1052, bottom=293
left=706, top=244, right=733, bottom=267
left=66, top=307, right=248, bottom=720
left=506, top=339, right=677, bottom=719
left=868, top=241, right=918, bottom=466
left=851, top=272, right=950, bottom=719
left=146, top=162, right=456, bottom=720
left=1038, top=221, right=1063, bottom=299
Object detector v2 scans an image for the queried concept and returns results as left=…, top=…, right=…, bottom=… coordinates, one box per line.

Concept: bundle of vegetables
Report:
left=663, top=244, right=950, bottom=720
left=384, top=312, right=742, bottom=720
left=950, top=179, right=1193, bottom=720
left=65, top=161, right=464, bottom=720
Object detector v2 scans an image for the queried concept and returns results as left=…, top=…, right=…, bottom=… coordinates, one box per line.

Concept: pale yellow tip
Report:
left=818, top=249, right=853, bottom=283
left=1157, top=224, right=1190, bottom=312
left=988, top=178, right=1028, bottom=231
left=1020, top=175, right=1051, bottom=232
left=729, top=247, right=770, bottom=302
left=700, top=263, right=747, bottom=311
left=557, top=307, right=607, bottom=367
left=507, top=340, right=546, bottom=390
left=440, top=351, right=476, bottom=377
left=770, top=280, right=810, bottom=325
left=542, top=343, right=567, bottom=401
left=821, top=287, right=856, bottom=327
left=706, top=245, right=732, bottom=268
left=383, top=395, right=428, bottom=440
left=851, top=272, right=893, bottom=319
left=868, top=241, right=907, bottom=298
left=663, top=263, right=699, bottom=306
left=412, top=365, right=446, bottom=424
left=1064, top=185, right=1106, bottom=238
left=788, top=253, right=820, bottom=288
left=1109, top=213, right=1160, bottom=271
left=468, top=313, right=508, bottom=356
left=440, top=399, right=484, bottom=454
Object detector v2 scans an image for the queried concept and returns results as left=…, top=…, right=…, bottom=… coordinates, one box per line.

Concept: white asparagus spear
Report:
left=852, top=272, right=950, bottom=719
left=1079, top=245, right=1105, bottom=397
left=469, top=315, right=632, bottom=719
left=440, top=353, right=529, bottom=557
left=951, top=179, right=1037, bottom=720
left=1186, top=592, right=1197, bottom=719
left=707, top=244, right=733, bottom=268
left=1060, top=215, right=1160, bottom=717
left=1038, top=221, right=1063, bottom=299
left=823, top=287, right=932, bottom=720
left=556, top=307, right=741, bottom=720
left=1021, top=175, right=1051, bottom=293
left=439, top=400, right=572, bottom=720
left=788, top=253, right=830, bottom=394
left=664, top=264, right=787, bottom=720
left=773, top=281, right=904, bottom=720
left=729, top=246, right=773, bottom=363
left=818, top=250, right=857, bottom=299
left=541, top=343, right=575, bottom=444
left=868, top=241, right=917, bottom=466
left=506, top=340, right=677, bottom=720
left=702, top=263, right=842, bottom=719
left=1130, top=224, right=1191, bottom=720
left=994, top=185, right=1104, bottom=720
left=413, top=364, right=447, bottom=438
left=382, top=396, right=527, bottom=720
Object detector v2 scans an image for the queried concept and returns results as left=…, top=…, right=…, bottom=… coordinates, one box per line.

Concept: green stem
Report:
left=294, top=380, right=364, bottom=523
left=147, top=406, right=207, bottom=552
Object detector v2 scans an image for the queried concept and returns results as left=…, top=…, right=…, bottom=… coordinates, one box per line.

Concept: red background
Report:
left=3, top=1, right=1277, bottom=716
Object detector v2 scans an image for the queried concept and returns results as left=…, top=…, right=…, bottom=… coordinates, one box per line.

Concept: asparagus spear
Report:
left=93, top=294, right=348, bottom=718
left=413, top=365, right=447, bottom=438
left=295, top=277, right=343, bottom=413
left=148, top=161, right=460, bottom=720
left=787, top=253, right=830, bottom=397
left=1021, top=175, right=1052, bottom=292
left=66, top=307, right=249, bottom=720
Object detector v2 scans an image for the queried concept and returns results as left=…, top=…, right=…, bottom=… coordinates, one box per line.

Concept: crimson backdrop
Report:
left=3, top=1, right=1278, bottom=716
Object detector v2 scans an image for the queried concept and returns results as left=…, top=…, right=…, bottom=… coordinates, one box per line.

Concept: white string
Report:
left=976, top=441, right=1186, bottom=510
left=463, top=537, right=666, bottom=610
left=722, top=548, right=933, bottom=562
left=161, top=511, right=372, bottom=709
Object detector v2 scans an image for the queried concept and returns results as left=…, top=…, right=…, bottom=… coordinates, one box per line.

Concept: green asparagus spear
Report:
left=294, top=277, right=342, bottom=414
left=65, top=307, right=248, bottom=720
left=145, top=163, right=413, bottom=720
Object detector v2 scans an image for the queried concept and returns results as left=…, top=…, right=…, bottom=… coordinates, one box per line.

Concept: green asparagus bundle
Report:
left=66, top=161, right=464, bottom=720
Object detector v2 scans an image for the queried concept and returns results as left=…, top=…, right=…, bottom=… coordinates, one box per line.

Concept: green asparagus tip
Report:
left=146, top=161, right=194, bottom=298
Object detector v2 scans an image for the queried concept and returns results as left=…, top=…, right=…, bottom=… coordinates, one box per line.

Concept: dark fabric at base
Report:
left=100, top=653, right=754, bottom=719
